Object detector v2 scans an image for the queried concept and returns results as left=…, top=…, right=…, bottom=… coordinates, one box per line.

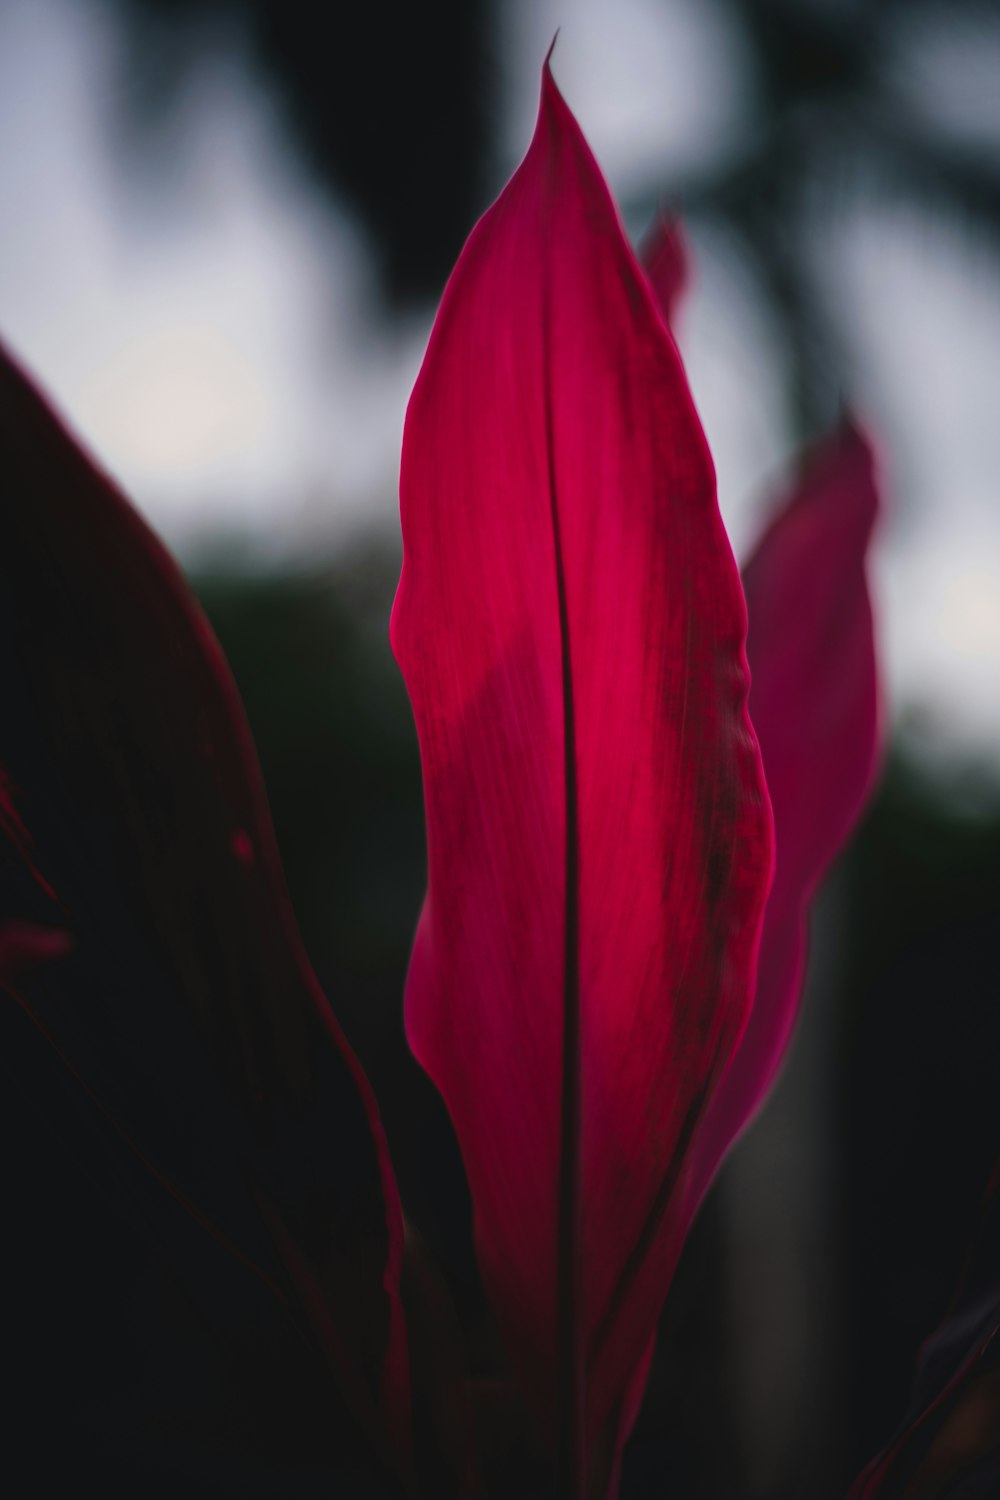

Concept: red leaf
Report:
left=638, top=215, right=691, bottom=330
left=683, top=420, right=881, bottom=1217
left=608, top=227, right=882, bottom=1487
left=0, top=340, right=411, bottom=1483
left=639, top=217, right=881, bottom=1214
left=392, top=65, right=773, bottom=1492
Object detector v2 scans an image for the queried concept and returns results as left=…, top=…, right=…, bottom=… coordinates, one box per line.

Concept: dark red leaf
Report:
left=392, top=65, right=773, bottom=1493
left=0, top=339, right=411, bottom=1483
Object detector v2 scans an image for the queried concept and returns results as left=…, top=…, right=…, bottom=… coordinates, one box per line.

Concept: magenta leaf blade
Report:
left=392, top=65, right=773, bottom=1488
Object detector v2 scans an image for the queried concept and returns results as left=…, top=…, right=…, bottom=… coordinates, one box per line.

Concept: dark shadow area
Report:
left=2, top=538, right=998, bottom=1494
left=112, top=0, right=495, bottom=304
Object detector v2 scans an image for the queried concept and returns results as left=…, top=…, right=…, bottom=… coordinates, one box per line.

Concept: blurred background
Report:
left=2, top=0, right=999, bottom=1494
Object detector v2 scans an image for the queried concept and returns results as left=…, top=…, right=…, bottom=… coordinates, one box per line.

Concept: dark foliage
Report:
left=113, top=0, right=494, bottom=303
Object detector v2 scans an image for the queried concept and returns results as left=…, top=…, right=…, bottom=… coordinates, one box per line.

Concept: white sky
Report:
left=1, top=0, right=999, bottom=771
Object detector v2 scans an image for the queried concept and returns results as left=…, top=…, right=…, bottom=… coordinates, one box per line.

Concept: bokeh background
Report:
left=2, top=0, right=999, bottom=1494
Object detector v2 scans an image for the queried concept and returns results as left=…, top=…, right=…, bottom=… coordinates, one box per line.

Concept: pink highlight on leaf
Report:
left=392, top=64, right=773, bottom=1491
